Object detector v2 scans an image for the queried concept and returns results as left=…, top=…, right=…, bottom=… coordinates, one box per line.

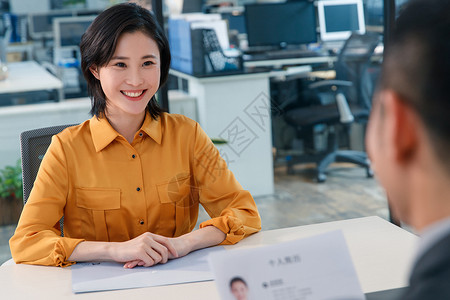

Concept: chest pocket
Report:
left=156, top=174, right=198, bottom=237
left=76, top=187, right=121, bottom=241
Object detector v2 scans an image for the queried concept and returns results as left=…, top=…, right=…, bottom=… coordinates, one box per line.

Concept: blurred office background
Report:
left=0, top=0, right=410, bottom=264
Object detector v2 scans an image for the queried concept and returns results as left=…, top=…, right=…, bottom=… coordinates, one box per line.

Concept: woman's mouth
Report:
left=121, top=90, right=147, bottom=101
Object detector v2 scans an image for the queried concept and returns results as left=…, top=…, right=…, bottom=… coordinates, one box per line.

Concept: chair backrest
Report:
left=336, top=32, right=381, bottom=109
left=20, top=124, right=75, bottom=204
left=337, top=32, right=380, bottom=67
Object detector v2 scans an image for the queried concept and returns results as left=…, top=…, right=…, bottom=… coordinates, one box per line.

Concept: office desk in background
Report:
left=170, top=69, right=275, bottom=197
left=0, top=216, right=418, bottom=299
left=0, top=61, right=64, bottom=103
left=243, top=53, right=336, bottom=69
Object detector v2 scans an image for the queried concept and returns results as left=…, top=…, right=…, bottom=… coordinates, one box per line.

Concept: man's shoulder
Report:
left=404, top=232, right=450, bottom=299
left=416, top=231, right=450, bottom=271
left=403, top=269, right=450, bottom=299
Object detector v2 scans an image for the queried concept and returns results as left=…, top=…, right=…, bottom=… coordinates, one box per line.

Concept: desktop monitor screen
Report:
left=53, top=16, right=96, bottom=48
left=28, top=12, right=73, bottom=39
left=245, top=1, right=317, bottom=48
left=182, top=0, right=204, bottom=13
left=318, top=0, right=366, bottom=42
left=222, top=12, right=246, bottom=34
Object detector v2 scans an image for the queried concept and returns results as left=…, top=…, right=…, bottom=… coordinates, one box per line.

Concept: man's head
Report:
left=229, top=277, right=248, bottom=300
left=366, top=0, right=450, bottom=229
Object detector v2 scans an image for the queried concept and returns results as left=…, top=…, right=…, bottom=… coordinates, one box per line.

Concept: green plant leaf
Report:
left=0, top=159, right=23, bottom=200
left=210, top=138, right=228, bottom=145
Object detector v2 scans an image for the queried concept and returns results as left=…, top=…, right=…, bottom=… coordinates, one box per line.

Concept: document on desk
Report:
left=209, top=230, right=364, bottom=300
left=71, top=246, right=224, bottom=293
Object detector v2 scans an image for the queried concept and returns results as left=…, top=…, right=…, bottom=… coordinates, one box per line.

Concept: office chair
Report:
left=283, top=33, right=380, bottom=182
left=20, top=124, right=76, bottom=236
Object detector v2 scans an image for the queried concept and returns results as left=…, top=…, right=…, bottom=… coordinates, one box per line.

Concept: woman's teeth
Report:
left=122, top=90, right=144, bottom=97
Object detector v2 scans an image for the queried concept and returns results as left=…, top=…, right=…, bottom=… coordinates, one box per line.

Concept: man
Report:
left=229, top=277, right=249, bottom=300
left=366, top=0, right=450, bottom=298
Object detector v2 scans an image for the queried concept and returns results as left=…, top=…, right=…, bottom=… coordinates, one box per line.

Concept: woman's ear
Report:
left=89, top=65, right=100, bottom=80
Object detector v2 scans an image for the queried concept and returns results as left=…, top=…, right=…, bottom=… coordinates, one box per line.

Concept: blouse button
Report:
left=139, top=132, right=143, bottom=137
left=139, top=219, right=145, bottom=225
left=132, top=154, right=136, bottom=159
left=136, top=187, right=141, bottom=192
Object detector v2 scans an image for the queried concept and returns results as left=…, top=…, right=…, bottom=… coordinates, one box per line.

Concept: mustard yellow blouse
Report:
left=10, top=112, right=261, bottom=267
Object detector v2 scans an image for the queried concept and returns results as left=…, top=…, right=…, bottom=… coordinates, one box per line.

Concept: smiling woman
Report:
left=9, top=3, right=261, bottom=268
left=89, top=31, right=161, bottom=141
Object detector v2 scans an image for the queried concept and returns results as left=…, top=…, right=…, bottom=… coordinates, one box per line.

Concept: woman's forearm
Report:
left=68, top=232, right=177, bottom=267
left=68, top=241, right=113, bottom=262
left=173, top=226, right=226, bottom=257
left=68, top=227, right=225, bottom=267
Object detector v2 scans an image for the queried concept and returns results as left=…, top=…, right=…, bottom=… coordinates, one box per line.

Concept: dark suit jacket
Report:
left=401, top=231, right=450, bottom=299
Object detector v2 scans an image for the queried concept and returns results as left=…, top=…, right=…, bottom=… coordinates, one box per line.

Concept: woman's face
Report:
left=90, top=30, right=161, bottom=118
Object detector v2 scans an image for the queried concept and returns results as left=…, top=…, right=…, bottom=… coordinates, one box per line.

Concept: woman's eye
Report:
left=143, top=61, right=154, bottom=67
left=115, top=62, right=126, bottom=68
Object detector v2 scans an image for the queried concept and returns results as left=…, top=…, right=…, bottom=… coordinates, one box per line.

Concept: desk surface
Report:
left=0, top=216, right=418, bottom=299
left=0, top=61, right=63, bottom=94
left=169, top=68, right=272, bottom=83
left=243, top=55, right=336, bottom=68
left=170, top=65, right=313, bottom=83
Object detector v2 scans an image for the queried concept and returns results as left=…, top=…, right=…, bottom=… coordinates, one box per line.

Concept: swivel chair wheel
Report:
left=366, top=168, right=374, bottom=178
left=317, top=173, right=327, bottom=183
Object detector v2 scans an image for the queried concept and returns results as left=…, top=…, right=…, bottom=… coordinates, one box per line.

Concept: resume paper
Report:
left=209, top=230, right=364, bottom=300
left=71, top=246, right=224, bottom=293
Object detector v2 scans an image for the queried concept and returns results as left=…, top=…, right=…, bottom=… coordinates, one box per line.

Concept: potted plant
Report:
left=0, top=160, right=23, bottom=225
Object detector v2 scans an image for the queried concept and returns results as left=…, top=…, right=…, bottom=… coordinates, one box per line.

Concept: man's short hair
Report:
left=379, top=0, right=450, bottom=169
left=229, top=276, right=247, bottom=288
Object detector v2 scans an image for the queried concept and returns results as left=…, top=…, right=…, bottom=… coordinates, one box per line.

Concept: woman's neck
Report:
left=105, top=110, right=146, bottom=144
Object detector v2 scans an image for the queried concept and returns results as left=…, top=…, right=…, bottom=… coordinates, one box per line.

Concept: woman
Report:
left=10, top=3, right=261, bottom=268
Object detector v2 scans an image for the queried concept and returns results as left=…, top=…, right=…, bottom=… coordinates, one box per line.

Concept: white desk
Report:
left=0, top=61, right=63, bottom=101
left=0, top=216, right=418, bottom=299
left=243, top=55, right=337, bottom=69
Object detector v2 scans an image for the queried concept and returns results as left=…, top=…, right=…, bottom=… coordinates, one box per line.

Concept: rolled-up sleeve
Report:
left=9, top=135, right=84, bottom=267
left=192, top=123, right=261, bottom=244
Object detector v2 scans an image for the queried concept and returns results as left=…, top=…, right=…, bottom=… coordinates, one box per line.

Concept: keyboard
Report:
left=266, top=49, right=321, bottom=58
left=244, top=49, right=321, bottom=61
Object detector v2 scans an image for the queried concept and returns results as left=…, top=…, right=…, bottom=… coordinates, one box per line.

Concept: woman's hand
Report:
left=112, top=232, right=178, bottom=269
left=123, top=233, right=192, bottom=269
left=123, top=227, right=225, bottom=267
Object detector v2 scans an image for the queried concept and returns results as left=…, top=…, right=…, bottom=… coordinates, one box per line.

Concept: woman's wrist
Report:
left=105, top=242, right=118, bottom=261
left=186, top=226, right=226, bottom=251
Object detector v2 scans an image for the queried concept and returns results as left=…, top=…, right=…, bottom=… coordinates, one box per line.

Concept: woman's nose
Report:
left=125, top=68, right=144, bottom=86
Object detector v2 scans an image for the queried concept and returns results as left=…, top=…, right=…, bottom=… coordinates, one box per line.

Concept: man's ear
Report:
left=384, top=90, right=419, bottom=164
left=89, top=65, right=100, bottom=80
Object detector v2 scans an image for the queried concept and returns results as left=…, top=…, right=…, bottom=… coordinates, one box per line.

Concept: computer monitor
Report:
left=222, top=11, right=246, bottom=34
left=244, top=1, right=317, bottom=48
left=28, top=11, right=73, bottom=40
left=182, top=0, right=204, bottom=13
left=318, top=0, right=366, bottom=42
left=53, top=15, right=96, bottom=48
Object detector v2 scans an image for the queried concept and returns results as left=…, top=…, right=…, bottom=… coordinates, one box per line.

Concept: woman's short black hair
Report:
left=80, top=3, right=171, bottom=119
